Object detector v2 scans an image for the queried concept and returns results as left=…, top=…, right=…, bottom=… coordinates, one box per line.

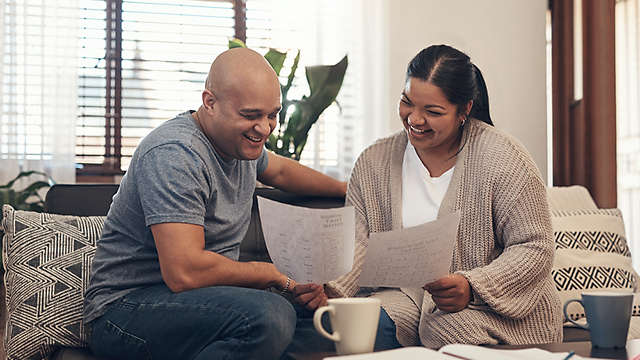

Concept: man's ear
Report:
left=202, top=89, right=217, bottom=112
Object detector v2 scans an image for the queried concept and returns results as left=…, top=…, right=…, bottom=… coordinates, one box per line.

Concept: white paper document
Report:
left=325, top=344, right=585, bottom=360
left=358, top=212, right=461, bottom=288
left=323, top=347, right=448, bottom=360
left=257, top=196, right=355, bottom=284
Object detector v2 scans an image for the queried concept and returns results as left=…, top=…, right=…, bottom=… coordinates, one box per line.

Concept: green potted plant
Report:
left=229, top=39, right=348, bottom=160
left=0, top=171, right=55, bottom=262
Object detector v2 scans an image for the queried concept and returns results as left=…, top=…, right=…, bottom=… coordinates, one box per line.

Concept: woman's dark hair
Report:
left=407, top=45, right=493, bottom=126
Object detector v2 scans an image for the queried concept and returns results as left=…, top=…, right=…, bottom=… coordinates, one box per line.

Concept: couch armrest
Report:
left=45, top=184, right=119, bottom=216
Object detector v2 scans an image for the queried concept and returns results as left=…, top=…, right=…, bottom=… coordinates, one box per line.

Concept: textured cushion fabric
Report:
left=1, top=205, right=103, bottom=360
left=551, top=208, right=639, bottom=321
left=547, top=185, right=598, bottom=212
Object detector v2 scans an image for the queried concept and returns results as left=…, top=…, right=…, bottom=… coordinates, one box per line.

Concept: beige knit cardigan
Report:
left=326, top=119, right=563, bottom=348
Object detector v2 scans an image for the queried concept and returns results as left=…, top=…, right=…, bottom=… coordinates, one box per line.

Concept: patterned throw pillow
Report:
left=551, top=208, right=639, bottom=321
left=1, top=205, right=104, bottom=360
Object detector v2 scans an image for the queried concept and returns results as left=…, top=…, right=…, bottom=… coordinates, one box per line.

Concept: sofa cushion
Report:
left=1, top=205, right=103, bottom=360
left=551, top=208, right=639, bottom=321
left=547, top=185, right=598, bottom=212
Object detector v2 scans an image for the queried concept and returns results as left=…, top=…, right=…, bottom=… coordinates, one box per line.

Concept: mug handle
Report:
left=313, top=305, right=340, bottom=342
left=563, top=299, right=589, bottom=329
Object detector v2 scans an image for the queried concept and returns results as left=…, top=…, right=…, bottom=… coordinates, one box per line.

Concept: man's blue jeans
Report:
left=88, top=284, right=296, bottom=360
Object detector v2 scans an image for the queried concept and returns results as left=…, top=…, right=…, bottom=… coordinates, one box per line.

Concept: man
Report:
left=84, top=48, right=344, bottom=360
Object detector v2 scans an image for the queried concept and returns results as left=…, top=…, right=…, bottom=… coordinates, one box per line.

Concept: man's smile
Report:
left=244, top=134, right=263, bottom=143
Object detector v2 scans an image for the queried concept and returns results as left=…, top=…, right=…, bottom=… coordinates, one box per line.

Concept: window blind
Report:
left=0, top=0, right=76, bottom=183
left=76, top=0, right=236, bottom=171
left=76, top=0, right=368, bottom=179
left=615, top=0, right=640, bottom=269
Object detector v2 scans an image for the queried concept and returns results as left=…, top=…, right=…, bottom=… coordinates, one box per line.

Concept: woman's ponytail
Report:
left=469, top=64, right=493, bottom=126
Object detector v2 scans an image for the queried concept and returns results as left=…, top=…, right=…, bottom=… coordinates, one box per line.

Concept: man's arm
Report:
left=151, top=222, right=293, bottom=293
left=258, top=152, right=347, bottom=197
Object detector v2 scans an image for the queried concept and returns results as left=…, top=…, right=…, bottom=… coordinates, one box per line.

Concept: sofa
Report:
left=0, top=184, right=637, bottom=359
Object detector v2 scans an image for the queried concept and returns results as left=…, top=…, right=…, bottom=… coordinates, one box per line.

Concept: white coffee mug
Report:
left=313, top=297, right=381, bottom=355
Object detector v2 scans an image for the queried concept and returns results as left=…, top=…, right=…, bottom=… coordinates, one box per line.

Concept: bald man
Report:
left=83, top=48, right=345, bottom=360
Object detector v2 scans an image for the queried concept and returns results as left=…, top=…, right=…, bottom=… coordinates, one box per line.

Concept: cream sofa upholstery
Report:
left=547, top=185, right=598, bottom=211
left=547, top=185, right=639, bottom=341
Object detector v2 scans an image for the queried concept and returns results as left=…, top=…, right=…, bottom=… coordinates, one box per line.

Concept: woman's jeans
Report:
left=88, top=284, right=296, bottom=360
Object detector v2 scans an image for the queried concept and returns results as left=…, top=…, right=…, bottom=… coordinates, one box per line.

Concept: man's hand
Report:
left=259, top=263, right=297, bottom=291
left=423, top=274, right=472, bottom=313
left=292, top=283, right=328, bottom=310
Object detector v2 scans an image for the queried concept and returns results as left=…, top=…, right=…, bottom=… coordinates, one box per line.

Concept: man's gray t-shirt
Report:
left=83, top=111, right=268, bottom=323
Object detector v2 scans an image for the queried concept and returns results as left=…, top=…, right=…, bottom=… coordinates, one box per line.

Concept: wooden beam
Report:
left=582, top=0, right=617, bottom=207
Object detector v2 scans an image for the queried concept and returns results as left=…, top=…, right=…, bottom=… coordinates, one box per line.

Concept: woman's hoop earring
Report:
left=460, top=115, right=468, bottom=128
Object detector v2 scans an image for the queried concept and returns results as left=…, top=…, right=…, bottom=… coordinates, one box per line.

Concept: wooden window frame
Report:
left=76, top=0, right=247, bottom=181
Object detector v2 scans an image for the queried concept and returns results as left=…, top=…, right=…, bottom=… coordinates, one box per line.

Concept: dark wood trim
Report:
left=234, top=0, right=247, bottom=43
left=582, top=0, right=617, bottom=207
left=76, top=164, right=124, bottom=184
left=569, top=99, right=586, bottom=186
left=105, top=0, right=113, bottom=160
left=551, top=0, right=617, bottom=207
left=113, top=0, right=123, bottom=171
left=551, top=0, right=574, bottom=186
left=76, top=174, right=124, bottom=184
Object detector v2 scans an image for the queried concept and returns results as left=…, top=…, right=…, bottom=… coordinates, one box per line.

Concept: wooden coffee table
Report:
left=493, top=340, right=634, bottom=359
left=290, top=339, right=640, bottom=359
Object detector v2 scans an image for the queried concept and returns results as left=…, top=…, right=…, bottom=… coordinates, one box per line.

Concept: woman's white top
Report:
left=401, top=142, right=454, bottom=228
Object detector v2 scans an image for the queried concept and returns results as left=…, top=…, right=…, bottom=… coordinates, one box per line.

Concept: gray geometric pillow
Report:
left=551, top=208, right=639, bottom=321
left=1, top=205, right=104, bottom=360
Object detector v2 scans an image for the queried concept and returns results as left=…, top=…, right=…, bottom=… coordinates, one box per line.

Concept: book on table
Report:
left=324, top=344, right=583, bottom=360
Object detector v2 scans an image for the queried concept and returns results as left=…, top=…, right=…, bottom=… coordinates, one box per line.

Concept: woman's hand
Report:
left=423, top=274, right=472, bottom=312
left=292, top=283, right=328, bottom=310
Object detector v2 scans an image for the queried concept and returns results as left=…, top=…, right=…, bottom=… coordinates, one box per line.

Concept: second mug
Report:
left=563, top=291, right=633, bottom=348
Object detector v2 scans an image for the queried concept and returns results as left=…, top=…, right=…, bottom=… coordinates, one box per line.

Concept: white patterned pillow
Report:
left=551, top=208, right=639, bottom=321
left=1, top=205, right=104, bottom=360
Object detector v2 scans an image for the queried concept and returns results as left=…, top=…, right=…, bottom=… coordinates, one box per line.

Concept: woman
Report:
left=322, top=44, right=563, bottom=348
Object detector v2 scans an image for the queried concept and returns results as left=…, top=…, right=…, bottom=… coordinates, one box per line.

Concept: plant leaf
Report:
left=14, top=181, right=50, bottom=204
left=283, top=50, right=301, bottom=95
left=0, top=189, right=11, bottom=206
left=306, top=55, right=348, bottom=111
left=279, top=50, right=301, bottom=127
left=0, top=171, right=52, bottom=225
left=333, top=99, right=343, bottom=113
left=228, top=38, right=246, bottom=49
left=283, top=55, right=348, bottom=159
left=0, top=170, right=49, bottom=189
left=264, top=48, right=287, bottom=76
left=27, top=202, right=45, bottom=212
left=1, top=189, right=17, bottom=207
left=19, top=181, right=51, bottom=195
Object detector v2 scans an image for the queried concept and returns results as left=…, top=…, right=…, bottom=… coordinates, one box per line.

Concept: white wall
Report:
left=376, top=0, right=549, bottom=182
